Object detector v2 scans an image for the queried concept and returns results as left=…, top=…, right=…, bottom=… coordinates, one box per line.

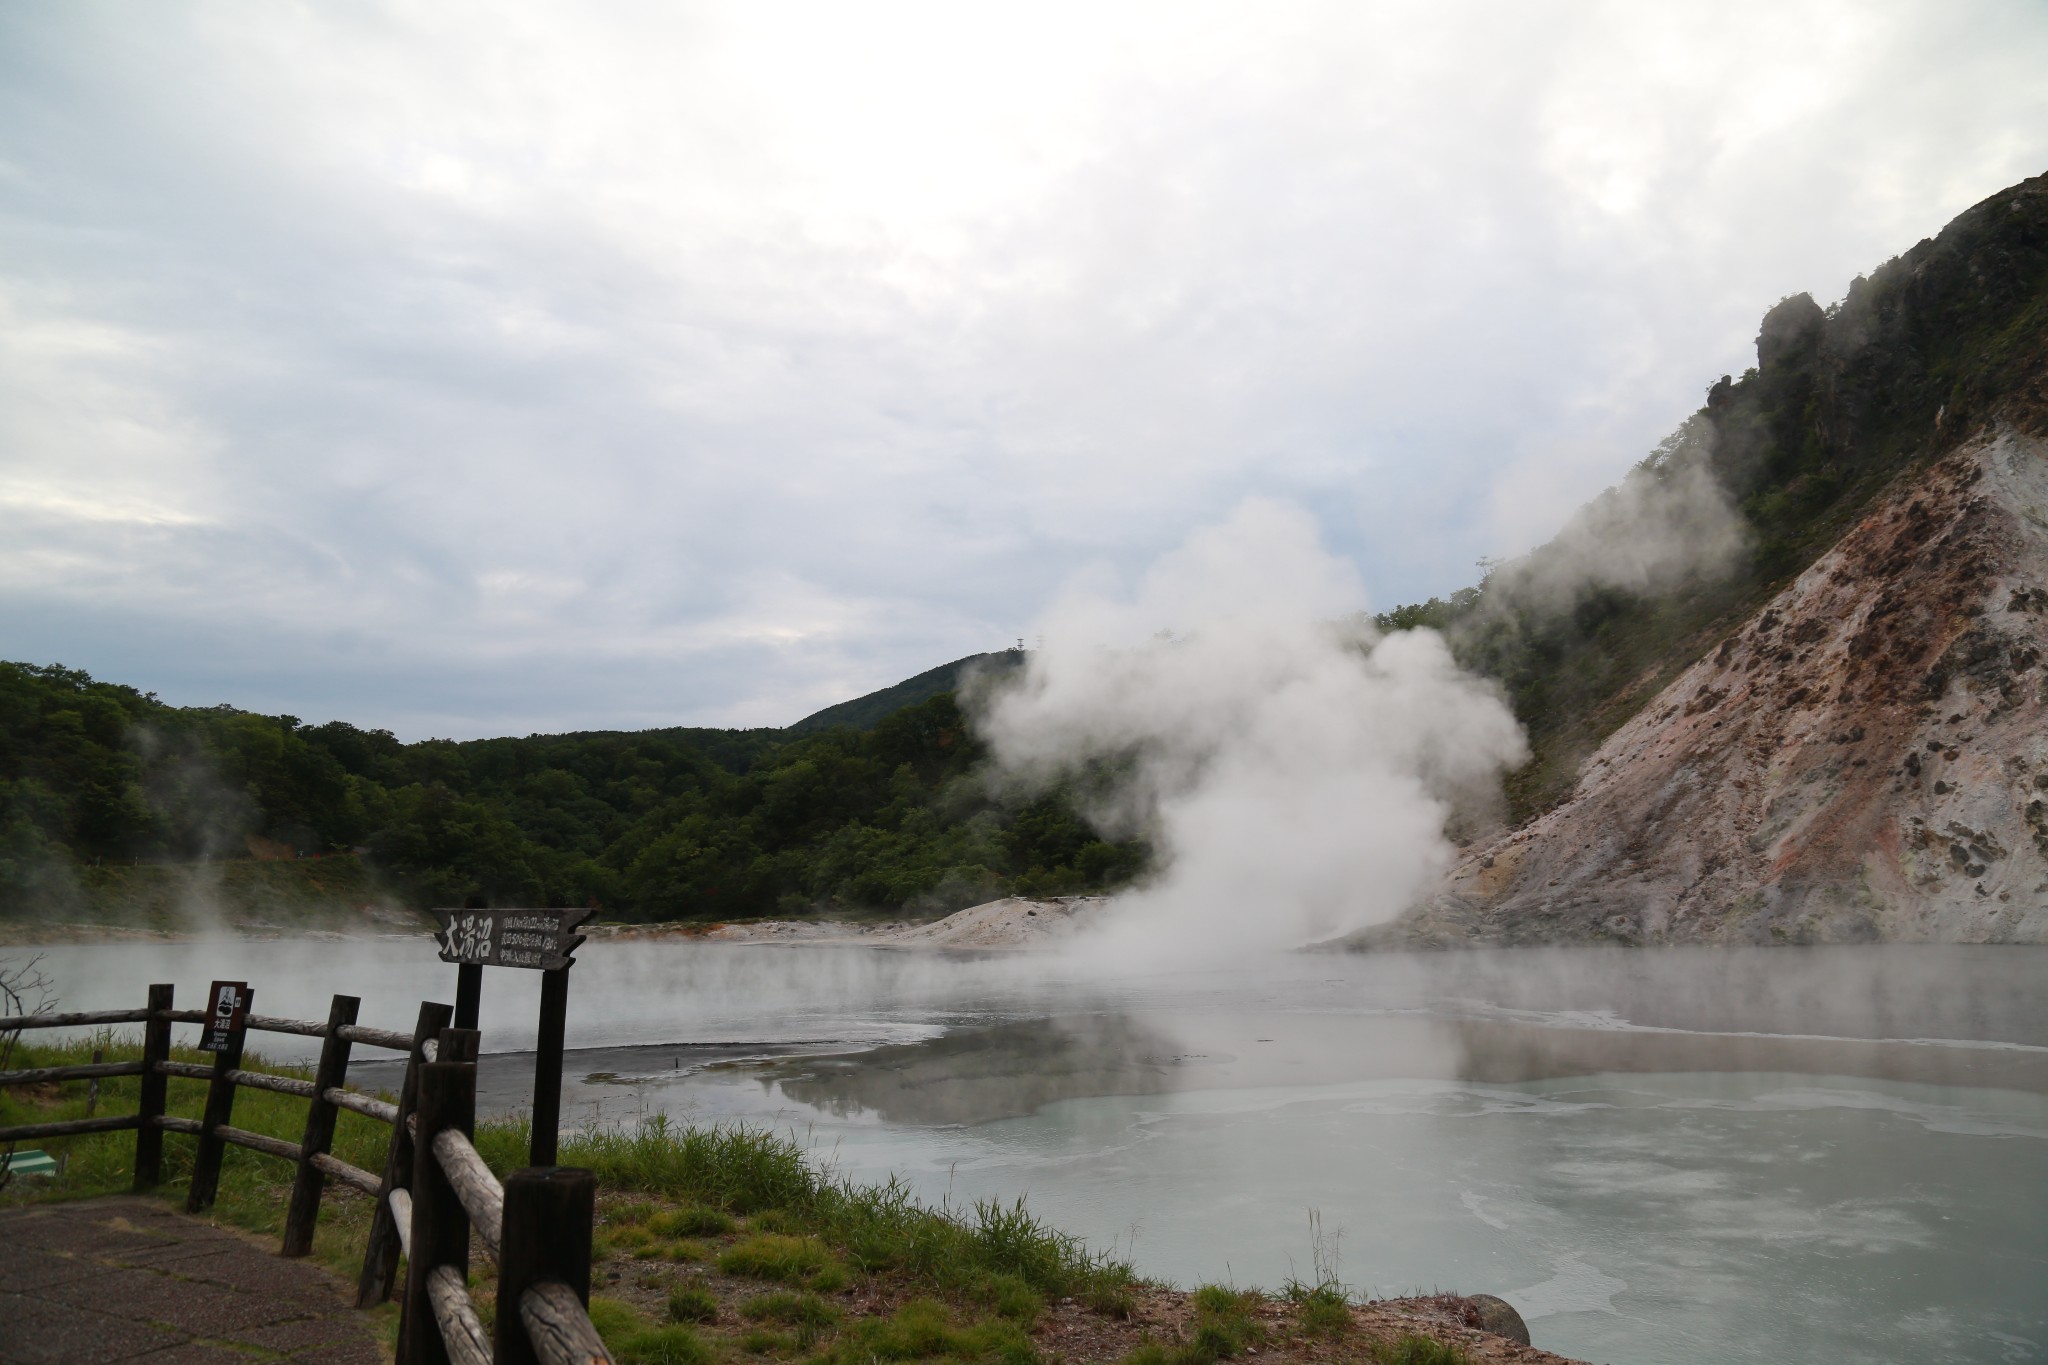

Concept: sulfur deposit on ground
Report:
left=1400, top=427, right=2048, bottom=947
left=588, top=895, right=1111, bottom=950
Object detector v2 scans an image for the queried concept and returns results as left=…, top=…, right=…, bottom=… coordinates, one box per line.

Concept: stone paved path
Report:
left=0, top=1196, right=383, bottom=1363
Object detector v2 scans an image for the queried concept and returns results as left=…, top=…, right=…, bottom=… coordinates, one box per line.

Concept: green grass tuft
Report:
left=1282, top=1276, right=1351, bottom=1335
left=648, top=1204, right=736, bottom=1238
left=821, top=1297, right=1037, bottom=1364
left=739, top=1291, right=838, bottom=1328
left=739, top=1326, right=795, bottom=1354
left=1176, top=1283, right=1265, bottom=1362
left=1369, top=1334, right=1475, bottom=1365
left=613, top=1323, right=714, bottom=1365
left=717, top=1233, right=851, bottom=1292
left=665, top=1283, right=720, bottom=1324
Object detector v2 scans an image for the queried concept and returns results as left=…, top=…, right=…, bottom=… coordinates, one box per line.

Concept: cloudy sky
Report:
left=4, top=2, right=2045, bottom=739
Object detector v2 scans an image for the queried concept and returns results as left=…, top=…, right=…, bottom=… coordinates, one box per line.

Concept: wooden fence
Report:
left=0, top=985, right=614, bottom=1365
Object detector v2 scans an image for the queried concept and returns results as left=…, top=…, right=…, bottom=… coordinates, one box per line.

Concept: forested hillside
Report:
left=0, top=662, right=1143, bottom=924
left=785, top=651, right=1023, bottom=735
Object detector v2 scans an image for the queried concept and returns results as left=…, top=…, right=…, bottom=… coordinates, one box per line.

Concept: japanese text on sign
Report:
left=432, top=907, right=592, bottom=971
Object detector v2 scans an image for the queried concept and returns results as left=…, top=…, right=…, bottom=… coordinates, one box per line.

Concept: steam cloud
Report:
left=972, top=499, right=1527, bottom=961
left=1486, top=414, right=1748, bottom=612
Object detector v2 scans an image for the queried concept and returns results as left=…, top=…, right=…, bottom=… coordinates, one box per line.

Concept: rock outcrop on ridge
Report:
left=1406, top=425, right=2048, bottom=946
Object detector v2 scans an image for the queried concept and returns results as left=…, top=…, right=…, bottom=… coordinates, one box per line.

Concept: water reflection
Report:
left=772, top=1015, right=1187, bottom=1124
left=751, top=1006, right=2048, bottom=1129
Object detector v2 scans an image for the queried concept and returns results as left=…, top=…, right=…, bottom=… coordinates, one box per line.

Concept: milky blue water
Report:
left=25, top=938, right=2048, bottom=1364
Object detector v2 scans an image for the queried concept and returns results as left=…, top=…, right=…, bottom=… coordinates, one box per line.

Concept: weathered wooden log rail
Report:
left=396, top=1026, right=612, bottom=1365
left=2, top=989, right=614, bottom=1363
left=0, top=983, right=449, bottom=1307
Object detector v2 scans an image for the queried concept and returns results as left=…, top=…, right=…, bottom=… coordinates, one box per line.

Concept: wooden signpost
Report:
left=431, top=906, right=593, bottom=1167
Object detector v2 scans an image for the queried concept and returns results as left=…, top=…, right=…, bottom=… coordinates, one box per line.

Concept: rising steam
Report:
left=971, top=499, right=1527, bottom=961
left=1484, top=413, right=1749, bottom=613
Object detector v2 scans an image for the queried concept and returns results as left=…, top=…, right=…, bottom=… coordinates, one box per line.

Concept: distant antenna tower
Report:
left=1016, top=638, right=1024, bottom=652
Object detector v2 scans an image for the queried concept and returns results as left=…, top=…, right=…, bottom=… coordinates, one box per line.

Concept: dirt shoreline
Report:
left=0, top=895, right=1108, bottom=950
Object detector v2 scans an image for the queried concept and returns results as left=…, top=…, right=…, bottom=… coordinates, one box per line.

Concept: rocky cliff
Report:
left=1406, top=427, right=2048, bottom=945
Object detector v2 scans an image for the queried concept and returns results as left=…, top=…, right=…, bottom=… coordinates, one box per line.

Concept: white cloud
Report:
left=0, top=0, right=2044, bottom=735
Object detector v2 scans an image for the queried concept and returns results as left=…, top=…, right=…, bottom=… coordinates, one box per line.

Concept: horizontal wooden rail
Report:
left=154, top=1059, right=321, bottom=1099
left=225, top=1069, right=317, bottom=1099
left=433, top=1127, right=504, bottom=1263
left=0, top=1060, right=147, bottom=1087
left=337, top=1023, right=419, bottom=1052
left=246, top=1013, right=326, bottom=1039
left=310, top=1151, right=382, bottom=1196
left=155, top=1115, right=204, bottom=1135
left=0, top=1008, right=154, bottom=1031
left=215, top=1123, right=304, bottom=1162
left=430, top=1263, right=494, bottom=1365
left=0, top=1113, right=142, bottom=1142
left=151, top=1009, right=420, bottom=1051
left=325, top=1087, right=398, bottom=1124
left=523, top=1279, right=614, bottom=1365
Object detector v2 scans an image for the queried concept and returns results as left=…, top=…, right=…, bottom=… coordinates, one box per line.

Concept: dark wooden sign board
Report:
left=429, top=907, right=595, bottom=1166
left=432, top=907, right=591, bottom=972
left=198, top=981, right=248, bottom=1053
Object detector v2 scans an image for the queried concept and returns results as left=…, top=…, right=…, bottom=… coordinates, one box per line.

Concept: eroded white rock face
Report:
left=1413, top=428, right=2048, bottom=946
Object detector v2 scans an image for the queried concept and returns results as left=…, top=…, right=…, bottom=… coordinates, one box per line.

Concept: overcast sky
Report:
left=4, top=2, right=2045, bottom=739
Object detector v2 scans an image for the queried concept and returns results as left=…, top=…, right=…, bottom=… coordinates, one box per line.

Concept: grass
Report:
left=666, top=1282, right=720, bottom=1323
left=2, top=1032, right=1498, bottom=1365
left=717, top=1232, right=851, bottom=1291
left=1286, top=1280, right=1352, bottom=1337
left=824, top=1297, right=1037, bottom=1365
left=1369, top=1336, right=1476, bottom=1365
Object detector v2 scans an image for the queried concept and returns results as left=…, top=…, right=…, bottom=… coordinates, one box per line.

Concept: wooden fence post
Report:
left=495, top=1166, right=596, bottom=1365
left=185, top=987, right=252, bottom=1213
left=359, top=999, right=454, bottom=1309
left=530, top=965, right=569, bottom=1166
left=132, top=983, right=173, bottom=1191
left=398, top=1027, right=481, bottom=1365
left=282, top=993, right=359, bottom=1256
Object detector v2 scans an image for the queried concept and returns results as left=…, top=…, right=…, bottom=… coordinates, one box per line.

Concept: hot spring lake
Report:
left=28, top=938, right=2048, bottom=1365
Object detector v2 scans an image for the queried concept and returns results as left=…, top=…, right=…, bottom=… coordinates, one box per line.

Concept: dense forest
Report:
left=7, top=177, right=2042, bottom=927
left=0, top=656, right=1146, bottom=923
